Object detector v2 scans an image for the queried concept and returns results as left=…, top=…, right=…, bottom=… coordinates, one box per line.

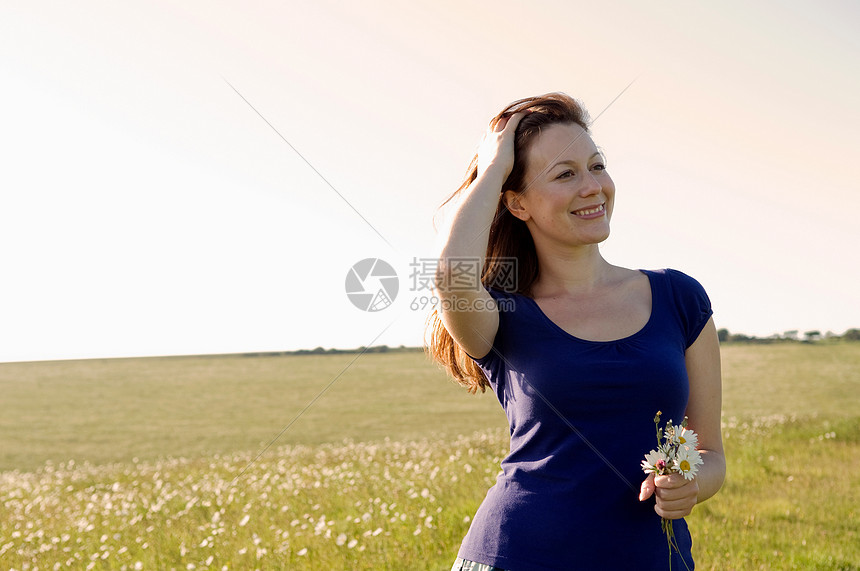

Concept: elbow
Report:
left=697, top=449, right=727, bottom=503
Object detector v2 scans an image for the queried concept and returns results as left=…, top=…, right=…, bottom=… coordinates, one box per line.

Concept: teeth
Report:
left=573, top=204, right=604, bottom=216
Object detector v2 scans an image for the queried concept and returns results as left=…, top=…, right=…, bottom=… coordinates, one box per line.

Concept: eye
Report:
left=556, top=169, right=574, bottom=179
left=590, top=163, right=606, bottom=172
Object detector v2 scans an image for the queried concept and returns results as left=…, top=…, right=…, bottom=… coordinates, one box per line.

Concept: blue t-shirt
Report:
left=458, top=269, right=713, bottom=571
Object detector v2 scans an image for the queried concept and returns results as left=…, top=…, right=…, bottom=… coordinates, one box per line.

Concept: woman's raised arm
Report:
left=434, top=112, right=527, bottom=359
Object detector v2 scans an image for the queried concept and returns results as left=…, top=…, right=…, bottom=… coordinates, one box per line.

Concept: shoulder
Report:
left=483, top=286, right=522, bottom=309
left=647, top=268, right=713, bottom=348
left=659, top=268, right=705, bottom=294
left=466, top=287, right=529, bottom=366
left=485, top=286, right=515, bottom=299
left=645, top=268, right=709, bottom=297
left=646, top=267, right=704, bottom=287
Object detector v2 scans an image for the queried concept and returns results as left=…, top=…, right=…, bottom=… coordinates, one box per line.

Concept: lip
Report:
left=570, top=203, right=606, bottom=219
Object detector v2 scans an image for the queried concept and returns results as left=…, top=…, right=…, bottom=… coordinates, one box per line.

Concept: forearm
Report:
left=439, top=169, right=504, bottom=259
left=695, top=449, right=726, bottom=504
left=436, top=169, right=506, bottom=291
left=684, top=320, right=725, bottom=506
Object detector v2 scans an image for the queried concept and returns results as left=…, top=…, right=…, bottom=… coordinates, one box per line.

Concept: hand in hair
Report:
left=477, top=111, right=529, bottom=181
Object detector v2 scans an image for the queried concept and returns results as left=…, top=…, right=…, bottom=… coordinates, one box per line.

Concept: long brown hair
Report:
left=425, top=93, right=592, bottom=393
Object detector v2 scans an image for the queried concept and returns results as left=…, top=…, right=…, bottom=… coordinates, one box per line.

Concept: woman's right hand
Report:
left=476, top=111, right=529, bottom=181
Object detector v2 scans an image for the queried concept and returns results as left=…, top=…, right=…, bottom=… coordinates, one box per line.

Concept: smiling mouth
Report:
left=571, top=203, right=605, bottom=216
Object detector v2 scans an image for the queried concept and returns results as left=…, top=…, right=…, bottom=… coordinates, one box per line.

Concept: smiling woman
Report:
left=427, top=93, right=725, bottom=570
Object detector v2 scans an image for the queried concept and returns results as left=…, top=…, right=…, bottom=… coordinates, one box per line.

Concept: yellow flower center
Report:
left=679, top=436, right=686, bottom=444
left=680, top=460, right=691, bottom=472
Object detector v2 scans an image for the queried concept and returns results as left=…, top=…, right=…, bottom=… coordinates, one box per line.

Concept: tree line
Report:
left=717, top=328, right=860, bottom=344
left=236, top=330, right=860, bottom=358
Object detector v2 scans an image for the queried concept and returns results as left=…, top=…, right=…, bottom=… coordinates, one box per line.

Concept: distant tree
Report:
left=843, top=328, right=860, bottom=341
left=717, top=328, right=730, bottom=343
left=804, top=330, right=821, bottom=342
left=783, top=330, right=799, bottom=341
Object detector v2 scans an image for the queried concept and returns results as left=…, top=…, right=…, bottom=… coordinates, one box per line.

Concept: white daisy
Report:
left=674, top=446, right=704, bottom=480
left=675, top=425, right=699, bottom=449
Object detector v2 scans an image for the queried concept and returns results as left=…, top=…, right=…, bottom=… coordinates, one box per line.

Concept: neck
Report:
left=530, top=243, right=615, bottom=297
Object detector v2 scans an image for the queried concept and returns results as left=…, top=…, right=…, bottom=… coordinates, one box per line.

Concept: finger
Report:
left=654, top=481, right=699, bottom=519
left=655, top=486, right=698, bottom=505
left=654, top=473, right=689, bottom=489
left=655, top=479, right=699, bottom=501
left=654, top=495, right=698, bottom=519
left=639, top=473, right=656, bottom=501
left=492, top=115, right=510, bottom=133
left=494, top=110, right=530, bottom=133
left=655, top=505, right=694, bottom=520
left=503, top=110, right=530, bottom=131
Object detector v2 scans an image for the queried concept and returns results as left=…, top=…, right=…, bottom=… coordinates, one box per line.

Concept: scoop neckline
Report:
left=518, top=269, right=656, bottom=345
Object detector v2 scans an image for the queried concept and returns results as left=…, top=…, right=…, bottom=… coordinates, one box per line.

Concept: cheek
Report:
left=532, top=194, right=568, bottom=220
left=604, top=181, right=616, bottom=217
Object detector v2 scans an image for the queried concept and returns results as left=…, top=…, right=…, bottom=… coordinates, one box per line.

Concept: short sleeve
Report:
left=664, top=269, right=713, bottom=348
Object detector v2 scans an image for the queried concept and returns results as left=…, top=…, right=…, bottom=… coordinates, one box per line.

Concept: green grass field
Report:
left=1, top=343, right=858, bottom=569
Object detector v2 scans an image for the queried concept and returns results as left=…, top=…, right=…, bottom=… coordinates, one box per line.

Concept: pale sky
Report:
left=1, top=0, right=858, bottom=362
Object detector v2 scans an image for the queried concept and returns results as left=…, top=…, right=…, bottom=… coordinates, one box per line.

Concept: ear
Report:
left=503, top=190, right=531, bottom=221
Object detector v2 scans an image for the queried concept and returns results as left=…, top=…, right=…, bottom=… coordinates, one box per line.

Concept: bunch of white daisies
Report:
left=641, top=412, right=704, bottom=480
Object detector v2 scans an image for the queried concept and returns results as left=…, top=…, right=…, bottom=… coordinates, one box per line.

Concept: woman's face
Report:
left=506, top=122, right=615, bottom=249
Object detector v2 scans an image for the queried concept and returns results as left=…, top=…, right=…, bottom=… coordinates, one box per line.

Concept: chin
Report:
left=590, top=225, right=611, bottom=244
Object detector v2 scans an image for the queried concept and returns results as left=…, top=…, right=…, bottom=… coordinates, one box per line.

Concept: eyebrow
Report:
left=549, top=152, right=603, bottom=170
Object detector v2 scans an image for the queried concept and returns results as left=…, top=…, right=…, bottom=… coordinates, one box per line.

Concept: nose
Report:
left=579, top=171, right=602, bottom=197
